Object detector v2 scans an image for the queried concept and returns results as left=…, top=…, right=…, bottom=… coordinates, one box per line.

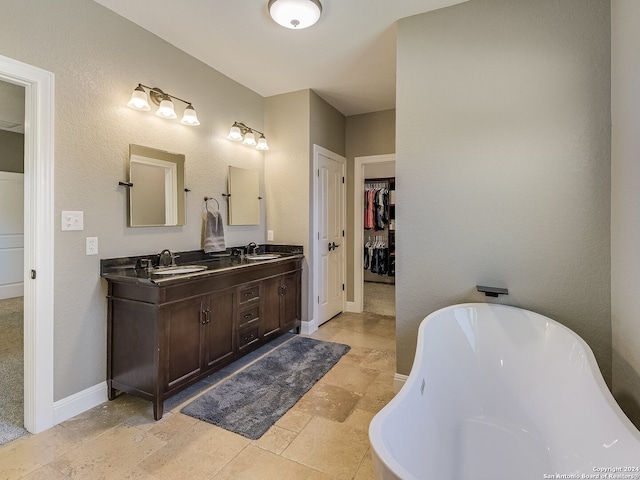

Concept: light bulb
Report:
left=242, top=131, right=256, bottom=146
left=256, top=135, right=269, bottom=150
left=227, top=125, right=243, bottom=141
left=127, top=86, right=151, bottom=111
left=180, top=105, right=200, bottom=126
left=156, top=95, right=177, bottom=119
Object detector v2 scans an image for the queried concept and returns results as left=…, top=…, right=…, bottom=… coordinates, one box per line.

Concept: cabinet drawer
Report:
left=238, top=305, right=260, bottom=329
left=239, top=284, right=260, bottom=304
left=238, top=325, right=260, bottom=352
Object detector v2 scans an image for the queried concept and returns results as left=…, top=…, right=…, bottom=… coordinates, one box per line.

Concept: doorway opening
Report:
left=353, top=154, right=396, bottom=316
left=0, top=54, right=55, bottom=435
left=0, top=79, right=28, bottom=445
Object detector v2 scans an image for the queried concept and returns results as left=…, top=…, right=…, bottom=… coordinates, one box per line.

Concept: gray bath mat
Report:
left=181, top=336, right=350, bottom=439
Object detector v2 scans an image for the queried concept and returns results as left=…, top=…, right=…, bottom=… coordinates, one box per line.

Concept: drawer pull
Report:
left=244, top=313, right=253, bottom=319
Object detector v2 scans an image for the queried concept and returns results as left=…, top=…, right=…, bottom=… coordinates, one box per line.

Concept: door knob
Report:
left=328, top=242, right=341, bottom=251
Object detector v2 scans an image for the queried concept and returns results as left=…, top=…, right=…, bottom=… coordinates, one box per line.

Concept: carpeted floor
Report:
left=364, top=281, right=395, bottom=316
left=0, top=296, right=28, bottom=446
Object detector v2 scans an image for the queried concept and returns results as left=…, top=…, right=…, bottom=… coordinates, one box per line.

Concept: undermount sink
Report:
left=153, top=266, right=207, bottom=275
left=246, top=254, right=281, bottom=261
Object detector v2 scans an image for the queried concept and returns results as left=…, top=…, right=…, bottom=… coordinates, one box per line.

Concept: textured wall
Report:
left=264, top=90, right=311, bottom=320
left=264, top=89, right=346, bottom=324
left=611, top=0, right=640, bottom=428
left=345, top=110, right=395, bottom=302
left=396, top=0, right=612, bottom=381
left=0, top=0, right=266, bottom=400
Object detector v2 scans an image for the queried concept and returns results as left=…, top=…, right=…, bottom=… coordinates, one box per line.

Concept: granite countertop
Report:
left=100, top=245, right=303, bottom=286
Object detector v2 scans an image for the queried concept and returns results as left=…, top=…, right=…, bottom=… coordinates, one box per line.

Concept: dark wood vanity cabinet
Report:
left=165, top=288, right=235, bottom=391
left=106, top=257, right=302, bottom=420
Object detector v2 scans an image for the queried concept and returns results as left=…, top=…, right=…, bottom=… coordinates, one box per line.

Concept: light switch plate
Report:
left=267, top=230, right=274, bottom=241
left=61, top=211, right=84, bottom=231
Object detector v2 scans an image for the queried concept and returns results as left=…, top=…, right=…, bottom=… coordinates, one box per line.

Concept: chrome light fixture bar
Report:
left=127, top=84, right=200, bottom=126
left=227, top=122, right=269, bottom=150
left=268, top=0, right=322, bottom=29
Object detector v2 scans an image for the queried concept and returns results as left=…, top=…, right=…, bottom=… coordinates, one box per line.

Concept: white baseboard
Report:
left=301, top=318, right=318, bottom=335
left=346, top=301, right=362, bottom=313
left=0, top=283, right=23, bottom=300
left=393, top=373, right=408, bottom=393
left=53, top=382, right=108, bottom=425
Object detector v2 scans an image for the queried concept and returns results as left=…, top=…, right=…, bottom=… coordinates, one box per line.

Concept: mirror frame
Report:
left=227, top=165, right=260, bottom=225
left=128, top=144, right=186, bottom=227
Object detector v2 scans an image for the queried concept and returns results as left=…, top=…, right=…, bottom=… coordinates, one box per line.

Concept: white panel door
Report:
left=0, top=171, right=24, bottom=299
left=316, top=150, right=345, bottom=325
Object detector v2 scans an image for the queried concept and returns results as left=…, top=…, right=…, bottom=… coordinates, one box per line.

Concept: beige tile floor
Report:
left=0, top=311, right=396, bottom=480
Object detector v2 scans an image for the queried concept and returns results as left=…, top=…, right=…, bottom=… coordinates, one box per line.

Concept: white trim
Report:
left=312, top=145, right=346, bottom=328
left=300, top=319, right=318, bottom=335
left=0, top=54, right=55, bottom=434
left=353, top=154, right=396, bottom=313
left=53, top=383, right=108, bottom=425
left=393, top=373, right=408, bottom=393
left=0, top=284, right=24, bottom=299
left=346, top=301, right=358, bottom=313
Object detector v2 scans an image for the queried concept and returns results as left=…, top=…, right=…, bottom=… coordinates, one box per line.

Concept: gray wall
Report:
left=396, top=0, right=612, bottom=383
left=0, top=0, right=266, bottom=401
left=345, top=110, right=396, bottom=302
left=0, top=130, right=24, bottom=173
left=265, top=89, right=346, bottom=324
left=611, top=0, right=640, bottom=428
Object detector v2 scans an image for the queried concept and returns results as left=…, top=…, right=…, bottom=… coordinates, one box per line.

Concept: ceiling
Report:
left=93, top=0, right=469, bottom=116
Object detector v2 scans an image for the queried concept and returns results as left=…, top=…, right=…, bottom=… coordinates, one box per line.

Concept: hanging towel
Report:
left=203, top=208, right=226, bottom=253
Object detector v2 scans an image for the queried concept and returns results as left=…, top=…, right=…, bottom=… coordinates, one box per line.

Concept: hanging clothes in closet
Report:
left=364, top=182, right=389, bottom=231
left=364, top=235, right=389, bottom=276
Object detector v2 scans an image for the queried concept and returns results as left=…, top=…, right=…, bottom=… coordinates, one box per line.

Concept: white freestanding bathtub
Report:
left=369, top=303, right=640, bottom=480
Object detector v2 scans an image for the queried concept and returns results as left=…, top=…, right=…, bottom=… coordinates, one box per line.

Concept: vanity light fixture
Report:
left=127, top=84, right=200, bottom=126
left=268, top=0, right=322, bottom=29
left=227, top=122, right=269, bottom=151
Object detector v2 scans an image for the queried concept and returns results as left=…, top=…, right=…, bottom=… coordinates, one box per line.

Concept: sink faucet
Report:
left=245, top=242, right=258, bottom=255
left=159, top=249, right=179, bottom=267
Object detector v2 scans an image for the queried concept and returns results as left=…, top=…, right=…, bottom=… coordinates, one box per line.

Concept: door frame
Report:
left=311, top=145, right=346, bottom=333
left=352, top=154, right=395, bottom=313
left=0, top=54, right=55, bottom=433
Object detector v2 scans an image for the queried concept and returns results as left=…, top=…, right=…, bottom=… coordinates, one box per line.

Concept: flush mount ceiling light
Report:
left=227, top=122, right=269, bottom=150
left=127, top=84, right=200, bottom=126
left=268, top=0, right=322, bottom=29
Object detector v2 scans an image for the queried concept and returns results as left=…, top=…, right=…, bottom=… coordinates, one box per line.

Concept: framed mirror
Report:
left=128, top=145, right=186, bottom=227
left=227, top=166, right=260, bottom=225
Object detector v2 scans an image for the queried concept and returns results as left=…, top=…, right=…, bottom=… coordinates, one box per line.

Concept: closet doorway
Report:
left=353, top=154, right=395, bottom=315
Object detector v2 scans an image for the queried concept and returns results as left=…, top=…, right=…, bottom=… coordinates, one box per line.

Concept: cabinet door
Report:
left=164, top=297, right=205, bottom=390
left=204, top=289, right=235, bottom=369
left=281, top=271, right=300, bottom=331
left=261, top=275, right=282, bottom=339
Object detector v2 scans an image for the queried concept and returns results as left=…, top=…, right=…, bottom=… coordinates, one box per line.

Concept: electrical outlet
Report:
left=267, top=230, right=274, bottom=241
left=61, top=211, right=84, bottom=231
left=86, top=237, right=98, bottom=255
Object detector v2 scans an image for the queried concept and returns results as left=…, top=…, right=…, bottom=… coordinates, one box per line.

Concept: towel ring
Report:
left=204, top=196, right=220, bottom=210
